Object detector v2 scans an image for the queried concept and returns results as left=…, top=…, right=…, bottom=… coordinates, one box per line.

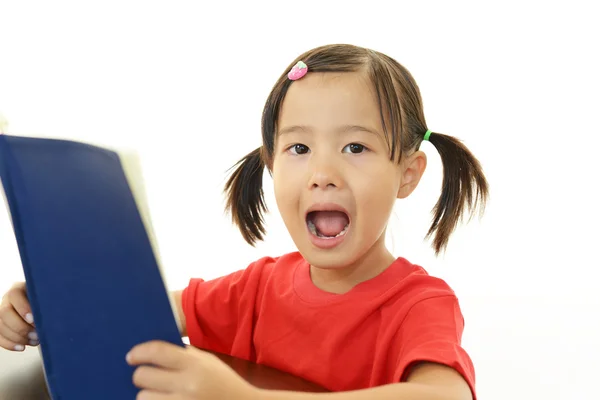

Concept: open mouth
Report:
left=306, top=210, right=350, bottom=239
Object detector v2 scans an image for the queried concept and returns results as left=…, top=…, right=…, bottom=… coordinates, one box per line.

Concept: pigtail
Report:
left=224, top=147, right=268, bottom=245
left=425, top=132, right=489, bottom=255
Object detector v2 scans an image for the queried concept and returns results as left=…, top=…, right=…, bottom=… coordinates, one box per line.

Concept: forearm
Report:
left=257, top=382, right=467, bottom=400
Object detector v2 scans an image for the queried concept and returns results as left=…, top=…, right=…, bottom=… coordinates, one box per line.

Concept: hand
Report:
left=0, top=282, right=38, bottom=351
left=127, top=341, right=260, bottom=400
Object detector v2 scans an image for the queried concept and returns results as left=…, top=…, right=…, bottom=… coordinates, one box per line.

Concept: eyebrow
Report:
left=277, top=124, right=381, bottom=137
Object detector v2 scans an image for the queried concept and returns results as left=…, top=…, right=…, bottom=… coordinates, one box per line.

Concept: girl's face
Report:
left=273, top=72, right=420, bottom=272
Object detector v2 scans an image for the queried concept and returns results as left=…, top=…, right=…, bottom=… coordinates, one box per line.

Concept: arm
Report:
left=170, top=258, right=270, bottom=354
left=258, top=362, right=473, bottom=400
left=126, top=341, right=473, bottom=400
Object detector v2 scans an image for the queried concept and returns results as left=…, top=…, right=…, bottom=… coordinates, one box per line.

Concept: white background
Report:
left=1, top=1, right=599, bottom=399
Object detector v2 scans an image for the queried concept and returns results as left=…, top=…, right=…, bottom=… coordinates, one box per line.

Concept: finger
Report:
left=0, top=333, right=26, bottom=351
left=132, top=366, right=179, bottom=392
left=127, top=341, right=187, bottom=369
left=6, top=283, right=34, bottom=326
left=0, top=319, right=29, bottom=345
left=0, top=304, right=34, bottom=338
left=136, top=390, right=174, bottom=400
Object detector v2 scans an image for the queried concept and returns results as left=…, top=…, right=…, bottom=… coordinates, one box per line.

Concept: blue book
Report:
left=0, top=134, right=183, bottom=399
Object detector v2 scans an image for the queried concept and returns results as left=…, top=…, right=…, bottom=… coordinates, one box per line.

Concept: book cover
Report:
left=0, top=134, right=183, bottom=399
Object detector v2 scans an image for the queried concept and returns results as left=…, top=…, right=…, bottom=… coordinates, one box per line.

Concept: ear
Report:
left=397, top=150, right=427, bottom=199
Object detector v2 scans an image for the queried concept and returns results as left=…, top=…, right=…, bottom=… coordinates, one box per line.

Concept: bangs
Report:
left=368, top=61, right=405, bottom=164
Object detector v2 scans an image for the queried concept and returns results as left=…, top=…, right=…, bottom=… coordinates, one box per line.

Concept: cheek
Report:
left=352, top=165, right=399, bottom=228
left=273, top=178, right=290, bottom=211
left=272, top=159, right=302, bottom=213
left=359, top=180, right=397, bottom=211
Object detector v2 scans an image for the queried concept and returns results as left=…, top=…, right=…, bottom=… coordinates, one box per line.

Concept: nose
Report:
left=307, top=156, right=342, bottom=190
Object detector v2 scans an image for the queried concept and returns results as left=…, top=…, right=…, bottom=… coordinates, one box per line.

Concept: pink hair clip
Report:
left=288, top=61, right=308, bottom=80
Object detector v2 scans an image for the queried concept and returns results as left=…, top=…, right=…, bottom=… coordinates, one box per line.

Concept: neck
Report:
left=309, top=237, right=396, bottom=294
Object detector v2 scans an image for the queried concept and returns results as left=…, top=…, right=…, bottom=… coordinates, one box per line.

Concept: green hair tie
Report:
left=423, top=129, right=432, bottom=141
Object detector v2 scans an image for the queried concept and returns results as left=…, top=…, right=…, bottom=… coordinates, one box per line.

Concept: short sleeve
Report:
left=181, top=257, right=272, bottom=359
left=394, top=295, right=476, bottom=399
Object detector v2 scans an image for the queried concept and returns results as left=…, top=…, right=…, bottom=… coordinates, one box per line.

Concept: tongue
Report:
left=311, top=211, right=349, bottom=237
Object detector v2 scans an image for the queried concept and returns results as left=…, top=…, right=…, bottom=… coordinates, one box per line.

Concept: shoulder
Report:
left=183, top=252, right=303, bottom=307
left=387, top=257, right=458, bottom=302
left=377, top=257, right=465, bottom=327
left=385, top=260, right=475, bottom=397
left=242, top=251, right=304, bottom=289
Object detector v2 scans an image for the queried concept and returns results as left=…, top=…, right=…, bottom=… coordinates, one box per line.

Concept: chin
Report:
left=294, top=227, right=388, bottom=271
left=297, top=245, right=360, bottom=270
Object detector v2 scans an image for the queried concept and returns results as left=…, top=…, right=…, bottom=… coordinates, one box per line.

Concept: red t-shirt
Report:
left=182, top=252, right=476, bottom=398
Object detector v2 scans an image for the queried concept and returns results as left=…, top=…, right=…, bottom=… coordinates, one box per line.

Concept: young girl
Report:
left=0, top=44, right=488, bottom=400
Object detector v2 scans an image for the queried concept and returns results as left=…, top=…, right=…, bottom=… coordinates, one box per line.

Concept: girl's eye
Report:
left=289, top=144, right=310, bottom=155
left=343, top=143, right=367, bottom=154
